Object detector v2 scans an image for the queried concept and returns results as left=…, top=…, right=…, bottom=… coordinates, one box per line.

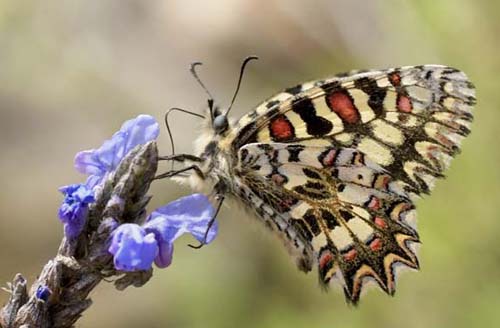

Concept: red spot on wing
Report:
left=374, top=217, right=387, bottom=228
left=319, top=252, right=334, bottom=269
left=389, top=72, right=401, bottom=86
left=327, top=91, right=360, bottom=124
left=277, top=197, right=296, bottom=213
left=369, top=238, right=383, bottom=251
left=397, top=94, right=413, bottom=112
left=271, top=173, right=286, bottom=186
left=270, top=115, right=295, bottom=141
left=367, top=197, right=381, bottom=211
left=343, top=248, right=357, bottom=261
left=322, top=149, right=337, bottom=167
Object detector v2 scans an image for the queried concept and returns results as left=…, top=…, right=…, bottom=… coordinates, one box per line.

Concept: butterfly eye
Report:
left=213, top=114, right=228, bottom=133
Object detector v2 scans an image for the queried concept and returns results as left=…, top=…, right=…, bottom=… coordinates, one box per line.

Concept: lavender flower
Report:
left=58, top=184, right=95, bottom=238
left=3, top=114, right=220, bottom=326
left=59, top=115, right=218, bottom=272
left=109, top=193, right=217, bottom=271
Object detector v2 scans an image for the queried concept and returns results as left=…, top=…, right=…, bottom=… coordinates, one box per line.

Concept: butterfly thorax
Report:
left=185, top=111, right=238, bottom=193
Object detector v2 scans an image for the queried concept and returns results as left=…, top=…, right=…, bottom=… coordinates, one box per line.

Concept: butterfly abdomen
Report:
left=231, top=174, right=316, bottom=272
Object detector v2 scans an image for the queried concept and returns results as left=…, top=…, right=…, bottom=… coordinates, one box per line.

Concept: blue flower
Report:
left=108, top=194, right=217, bottom=271
left=74, top=115, right=159, bottom=188
left=58, top=184, right=95, bottom=238
left=35, top=285, right=52, bottom=302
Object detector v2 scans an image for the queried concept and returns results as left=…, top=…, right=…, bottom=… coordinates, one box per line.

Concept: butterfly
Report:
left=161, top=57, right=475, bottom=304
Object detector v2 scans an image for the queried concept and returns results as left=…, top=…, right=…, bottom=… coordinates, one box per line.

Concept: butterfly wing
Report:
left=235, top=143, right=419, bottom=303
left=226, top=65, right=475, bottom=303
left=230, top=65, right=475, bottom=198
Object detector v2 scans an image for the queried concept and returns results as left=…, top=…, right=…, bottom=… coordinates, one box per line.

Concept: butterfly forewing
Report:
left=230, top=65, right=474, bottom=198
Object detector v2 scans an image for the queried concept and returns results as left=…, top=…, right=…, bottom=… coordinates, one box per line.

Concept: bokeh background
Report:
left=1, top=0, right=499, bottom=327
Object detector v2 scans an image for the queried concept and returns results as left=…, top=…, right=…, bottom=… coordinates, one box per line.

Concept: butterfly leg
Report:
left=154, top=164, right=204, bottom=180
left=188, top=181, right=227, bottom=249
left=158, top=153, right=203, bottom=172
left=188, top=194, right=224, bottom=249
left=158, top=154, right=202, bottom=162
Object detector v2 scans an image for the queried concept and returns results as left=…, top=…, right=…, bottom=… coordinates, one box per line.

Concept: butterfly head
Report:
left=193, top=104, right=231, bottom=160
left=212, top=111, right=229, bottom=134
left=191, top=56, right=258, bottom=137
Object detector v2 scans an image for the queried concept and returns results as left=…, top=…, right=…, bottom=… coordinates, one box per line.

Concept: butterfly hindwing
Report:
left=236, top=143, right=420, bottom=303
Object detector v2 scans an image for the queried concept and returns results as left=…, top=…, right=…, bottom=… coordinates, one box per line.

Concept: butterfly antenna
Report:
left=225, top=56, right=259, bottom=116
left=164, top=107, right=205, bottom=170
left=190, top=62, right=216, bottom=120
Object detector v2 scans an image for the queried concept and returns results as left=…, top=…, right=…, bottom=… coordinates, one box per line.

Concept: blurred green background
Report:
left=0, top=0, right=498, bottom=327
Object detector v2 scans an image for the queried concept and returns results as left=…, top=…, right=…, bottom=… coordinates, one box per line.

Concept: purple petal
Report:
left=144, top=215, right=180, bottom=244
left=143, top=193, right=218, bottom=267
left=58, top=184, right=94, bottom=238
left=185, top=217, right=218, bottom=244
left=74, top=150, right=106, bottom=176
left=85, top=174, right=103, bottom=189
left=58, top=184, right=80, bottom=195
left=121, top=115, right=160, bottom=154
left=60, top=204, right=88, bottom=238
left=109, top=224, right=158, bottom=272
left=154, top=241, right=174, bottom=268
left=73, top=186, right=95, bottom=203
left=149, top=193, right=215, bottom=224
left=95, top=132, right=126, bottom=169
left=73, top=115, right=159, bottom=182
